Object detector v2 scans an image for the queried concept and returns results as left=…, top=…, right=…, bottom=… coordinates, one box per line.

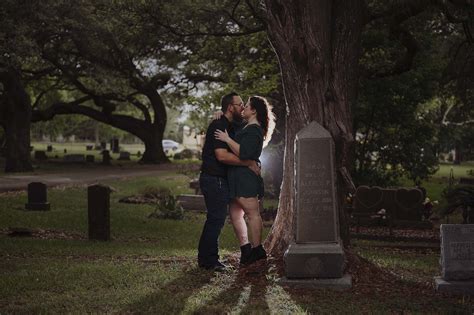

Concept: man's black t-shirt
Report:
left=200, top=116, right=234, bottom=177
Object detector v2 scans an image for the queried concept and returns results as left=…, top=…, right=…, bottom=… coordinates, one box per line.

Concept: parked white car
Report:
left=162, top=139, right=181, bottom=154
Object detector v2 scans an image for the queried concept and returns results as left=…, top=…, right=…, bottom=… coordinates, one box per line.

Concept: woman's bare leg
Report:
left=236, top=197, right=262, bottom=247
left=229, top=200, right=249, bottom=246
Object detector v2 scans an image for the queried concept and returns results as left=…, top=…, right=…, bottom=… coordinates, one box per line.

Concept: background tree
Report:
left=0, top=1, right=46, bottom=172
left=1, top=0, right=229, bottom=170
left=261, top=0, right=472, bottom=254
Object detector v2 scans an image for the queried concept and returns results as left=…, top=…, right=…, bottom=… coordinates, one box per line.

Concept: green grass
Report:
left=434, top=162, right=474, bottom=178
left=354, top=246, right=439, bottom=282
left=1, top=167, right=473, bottom=313
left=398, top=162, right=474, bottom=200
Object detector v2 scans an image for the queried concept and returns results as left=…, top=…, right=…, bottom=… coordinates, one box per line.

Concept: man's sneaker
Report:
left=239, top=243, right=252, bottom=265
left=199, top=261, right=228, bottom=272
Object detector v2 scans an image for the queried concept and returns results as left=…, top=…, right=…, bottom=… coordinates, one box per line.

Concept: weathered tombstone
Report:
left=434, top=224, right=474, bottom=294
left=34, top=150, right=48, bottom=161
left=112, top=138, right=120, bottom=153
left=279, top=122, right=351, bottom=289
left=353, top=185, right=387, bottom=230
left=63, top=154, right=86, bottom=163
left=189, top=178, right=201, bottom=194
left=353, top=186, right=384, bottom=214
left=25, top=182, right=50, bottom=211
left=86, top=155, right=95, bottom=163
left=394, top=188, right=423, bottom=221
left=118, top=151, right=131, bottom=160
left=86, top=145, right=94, bottom=151
left=101, top=150, right=111, bottom=165
left=47, top=144, right=53, bottom=152
left=177, top=194, right=205, bottom=211
left=88, top=184, right=111, bottom=241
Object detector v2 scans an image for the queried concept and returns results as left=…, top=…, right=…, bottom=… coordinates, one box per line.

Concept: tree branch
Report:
left=441, top=101, right=474, bottom=126
left=31, top=81, right=62, bottom=109
left=32, top=98, right=149, bottom=138
left=22, top=67, right=57, bottom=81
left=369, top=23, right=419, bottom=78
left=151, top=15, right=264, bottom=38
left=31, top=96, right=92, bottom=122
left=127, top=95, right=152, bottom=123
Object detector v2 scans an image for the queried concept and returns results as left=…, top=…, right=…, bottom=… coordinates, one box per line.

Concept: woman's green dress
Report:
left=228, top=124, right=264, bottom=199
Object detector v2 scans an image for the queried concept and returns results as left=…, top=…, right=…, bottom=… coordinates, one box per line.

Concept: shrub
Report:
left=440, top=185, right=474, bottom=223
left=147, top=187, right=184, bottom=220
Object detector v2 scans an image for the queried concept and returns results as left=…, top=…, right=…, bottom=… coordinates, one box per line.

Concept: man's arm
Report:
left=215, top=148, right=260, bottom=175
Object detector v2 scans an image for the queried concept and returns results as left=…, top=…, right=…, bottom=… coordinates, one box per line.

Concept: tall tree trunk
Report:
left=263, top=0, right=366, bottom=255
left=94, top=121, right=99, bottom=146
left=0, top=68, right=33, bottom=172
left=141, top=86, right=169, bottom=164
left=140, top=123, right=168, bottom=163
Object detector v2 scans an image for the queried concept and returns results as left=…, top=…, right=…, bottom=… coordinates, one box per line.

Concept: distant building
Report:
left=182, top=126, right=204, bottom=150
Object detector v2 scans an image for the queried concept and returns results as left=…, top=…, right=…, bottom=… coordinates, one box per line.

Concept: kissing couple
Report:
left=197, top=92, right=276, bottom=271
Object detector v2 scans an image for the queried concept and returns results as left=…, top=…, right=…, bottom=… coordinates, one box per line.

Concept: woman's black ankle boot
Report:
left=240, top=243, right=252, bottom=265
left=246, top=245, right=267, bottom=265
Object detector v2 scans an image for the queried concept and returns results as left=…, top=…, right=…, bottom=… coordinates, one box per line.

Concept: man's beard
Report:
left=233, top=112, right=244, bottom=123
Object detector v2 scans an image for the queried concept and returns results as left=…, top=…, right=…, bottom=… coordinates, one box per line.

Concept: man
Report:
left=197, top=92, right=259, bottom=271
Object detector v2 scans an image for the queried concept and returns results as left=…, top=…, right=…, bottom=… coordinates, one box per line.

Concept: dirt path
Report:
left=0, top=163, right=199, bottom=192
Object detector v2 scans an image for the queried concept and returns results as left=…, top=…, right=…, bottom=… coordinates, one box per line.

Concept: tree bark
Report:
left=263, top=0, right=366, bottom=255
left=140, top=124, right=167, bottom=163
left=0, top=68, right=34, bottom=172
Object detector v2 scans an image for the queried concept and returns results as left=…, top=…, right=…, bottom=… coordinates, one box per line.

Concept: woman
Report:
left=214, top=96, right=275, bottom=265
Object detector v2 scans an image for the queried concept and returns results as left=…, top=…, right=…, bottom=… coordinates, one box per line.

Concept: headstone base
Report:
left=434, top=277, right=474, bottom=295
left=25, top=202, right=50, bottom=211
left=284, top=243, right=344, bottom=278
left=277, top=274, right=352, bottom=290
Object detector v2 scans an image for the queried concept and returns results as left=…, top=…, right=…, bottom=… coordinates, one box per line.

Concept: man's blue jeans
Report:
left=198, top=172, right=230, bottom=266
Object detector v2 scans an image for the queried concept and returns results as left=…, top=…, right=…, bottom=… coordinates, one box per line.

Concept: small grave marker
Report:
left=88, top=184, right=111, bottom=241
left=118, top=151, right=131, bottom=160
left=435, top=224, right=474, bottom=294
left=63, top=154, right=86, bottom=163
left=34, top=151, right=48, bottom=161
left=112, top=138, right=120, bottom=153
left=101, top=150, right=111, bottom=165
left=25, top=182, right=50, bottom=211
left=86, top=155, right=95, bottom=163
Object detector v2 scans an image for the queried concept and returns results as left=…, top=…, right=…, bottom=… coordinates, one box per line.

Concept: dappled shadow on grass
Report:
left=282, top=249, right=473, bottom=313
left=192, top=255, right=272, bottom=314
left=120, top=265, right=213, bottom=314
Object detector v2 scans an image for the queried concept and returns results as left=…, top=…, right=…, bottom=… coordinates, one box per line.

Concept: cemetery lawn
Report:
left=0, top=171, right=473, bottom=313
left=401, top=162, right=474, bottom=215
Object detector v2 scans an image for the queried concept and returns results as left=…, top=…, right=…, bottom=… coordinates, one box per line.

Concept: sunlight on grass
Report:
left=266, top=285, right=307, bottom=314
left=228, top=284, right=251, bottom=315
left=181, top=273, right=235, bottom=313
left=1, top=170, right=473, bottom=313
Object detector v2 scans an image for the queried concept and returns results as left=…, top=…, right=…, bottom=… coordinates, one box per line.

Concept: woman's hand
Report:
left=214, top=129, right=230, bottom=143
left=212, top=110, right=224, bottom=120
